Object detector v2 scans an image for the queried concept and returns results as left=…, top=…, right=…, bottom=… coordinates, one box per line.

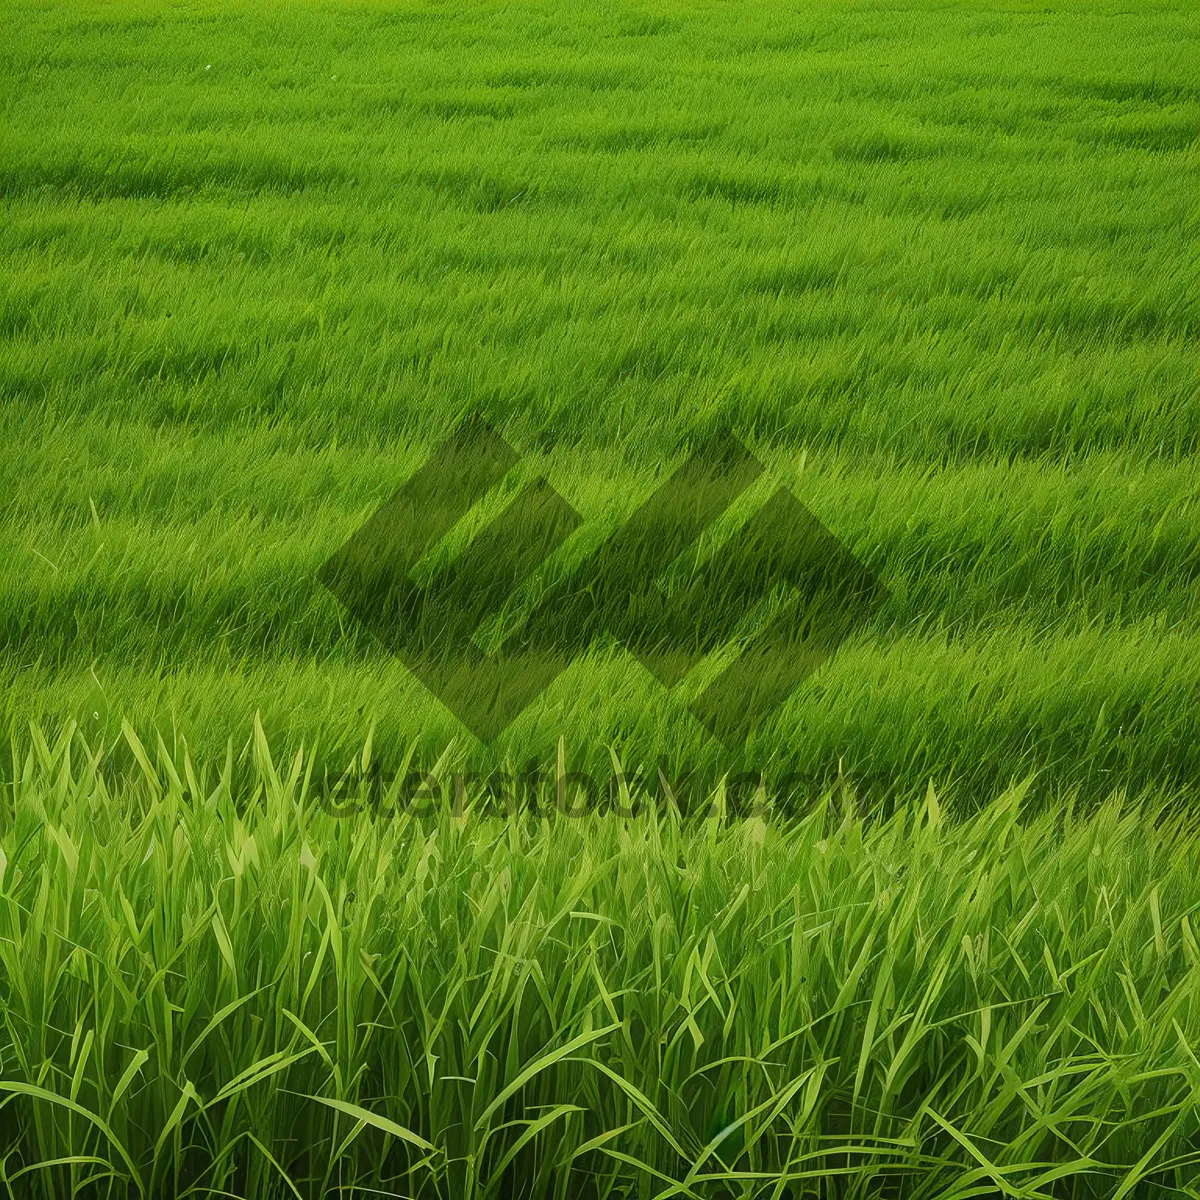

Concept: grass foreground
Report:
left=2, top=721, right=1200, bottom=1198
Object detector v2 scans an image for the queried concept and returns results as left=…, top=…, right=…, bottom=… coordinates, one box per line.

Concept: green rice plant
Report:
left=2, top=719, right=1200, bottom=1197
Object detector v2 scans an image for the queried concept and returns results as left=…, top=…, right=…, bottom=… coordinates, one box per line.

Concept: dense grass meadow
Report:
left=2, top=0, right=1199, bottom=1194
left=5, top=725, right=1200, bottom=1198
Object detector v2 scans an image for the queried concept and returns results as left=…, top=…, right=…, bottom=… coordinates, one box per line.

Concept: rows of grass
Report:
left=4, top=198, right=1196, bottom=460
left=7, top=452, right=1198, bottom=663
left=2, top=0, right=1198, bottom=804
left=2, top=722, right=1200, bottom=1198
left=5, top=620, right=1198, bottom=810
left=3, top=1, right=1198, bottom=459
left=3, top=429, right=1198, bottom=800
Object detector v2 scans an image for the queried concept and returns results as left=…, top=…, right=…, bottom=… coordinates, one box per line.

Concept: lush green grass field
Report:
left=2, top=0, right=1200, bottom=1193
left=3, top=0, right=1198, bottom=802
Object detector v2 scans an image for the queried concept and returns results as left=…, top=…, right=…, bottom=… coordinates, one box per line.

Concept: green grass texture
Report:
left=3, top=721, right=1200, bottom=1198
left=3, top=0, right=1199, bottom=805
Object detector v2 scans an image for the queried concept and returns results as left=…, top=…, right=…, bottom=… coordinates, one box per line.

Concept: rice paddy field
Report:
left=2, top=0, right=1199, bottom=1194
